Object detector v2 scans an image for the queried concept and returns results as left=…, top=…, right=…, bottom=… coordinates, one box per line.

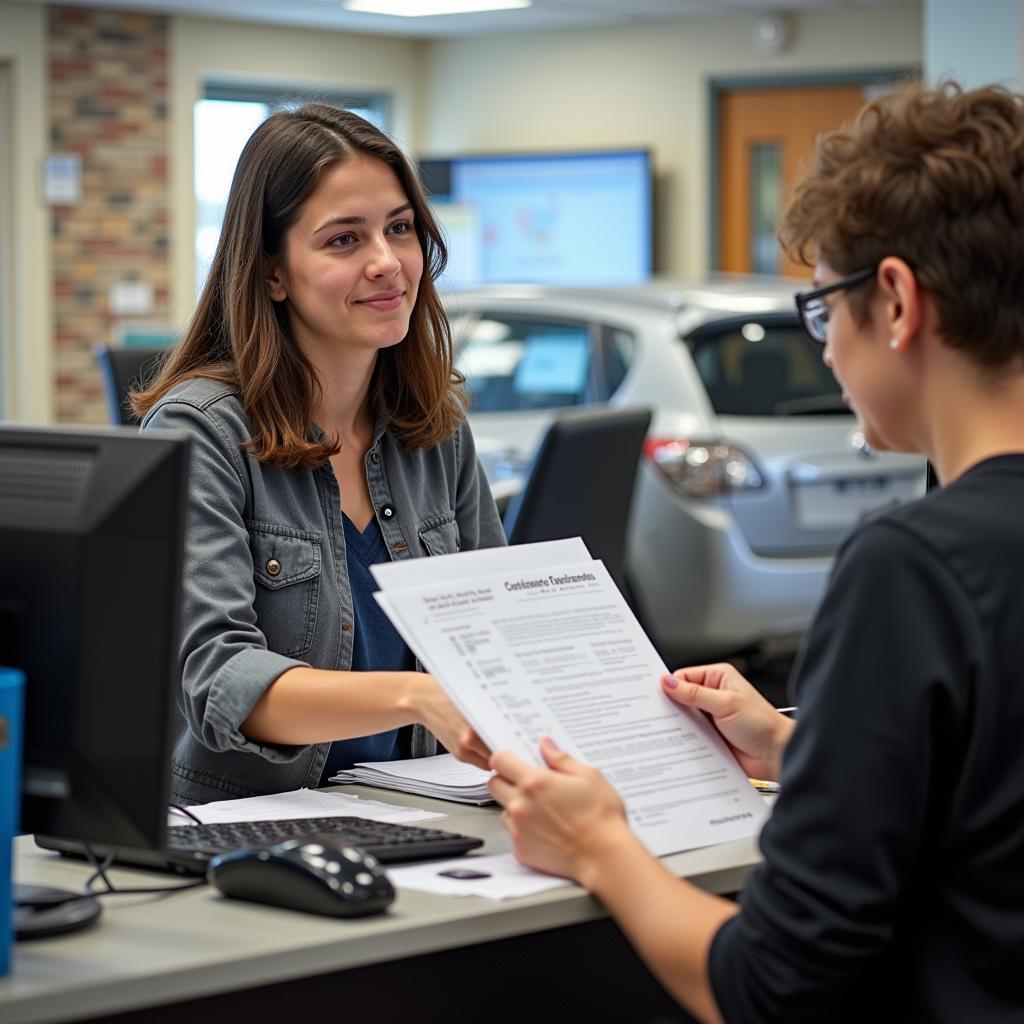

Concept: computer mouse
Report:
left=207, top=838, right=395, bottom=918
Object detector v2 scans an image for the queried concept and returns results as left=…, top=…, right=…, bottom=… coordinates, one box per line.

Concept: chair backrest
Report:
left=503, top=405, right=652, bottom=589
left=93, top=345, right=168, bottom=425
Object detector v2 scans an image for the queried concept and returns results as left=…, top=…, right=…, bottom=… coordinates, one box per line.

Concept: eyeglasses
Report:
left=794, top=266, right=877, bottom=344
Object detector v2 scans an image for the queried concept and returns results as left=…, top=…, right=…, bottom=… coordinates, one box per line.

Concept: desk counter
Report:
left=2, top=786, right=761, bottom=1024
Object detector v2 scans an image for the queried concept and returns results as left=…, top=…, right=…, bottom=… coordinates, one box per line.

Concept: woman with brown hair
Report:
left=135, top=104, right=503, bottom=805
left=489, top=82, right=1024, bottom=1023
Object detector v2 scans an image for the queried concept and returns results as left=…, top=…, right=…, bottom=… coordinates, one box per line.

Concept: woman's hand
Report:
left=662, top=663, right=794, bottom=782
left=489, top=739, right=634, bottom=885
left=408, top=675, right=491, bottom=769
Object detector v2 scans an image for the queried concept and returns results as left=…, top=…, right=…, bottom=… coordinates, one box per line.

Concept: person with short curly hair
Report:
left=489, top=82, right=1024, bottom=1023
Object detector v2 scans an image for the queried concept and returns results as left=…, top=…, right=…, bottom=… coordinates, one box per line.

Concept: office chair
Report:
left=94, top=345, right=168, bottom=425
left=502, top=405, right=652, bottom=590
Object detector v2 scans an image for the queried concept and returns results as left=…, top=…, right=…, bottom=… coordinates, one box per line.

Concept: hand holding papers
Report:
left=373, top=540, right=768, bottom=857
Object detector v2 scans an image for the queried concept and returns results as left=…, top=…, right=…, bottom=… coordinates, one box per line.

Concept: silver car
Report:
left=448, top=277, right=927, bottom=663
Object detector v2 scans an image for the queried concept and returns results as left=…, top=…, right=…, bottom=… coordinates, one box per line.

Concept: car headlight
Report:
left=642, top=438, right=764, bottom=498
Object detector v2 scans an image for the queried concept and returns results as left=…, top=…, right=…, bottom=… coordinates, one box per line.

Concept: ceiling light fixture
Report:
left=344, top=0, right=532, bottom=16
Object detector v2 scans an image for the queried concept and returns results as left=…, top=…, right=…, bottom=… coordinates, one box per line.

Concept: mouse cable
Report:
left=168, top=802, right=204, bottom=825
left=80, top=842, right=207, bottom=897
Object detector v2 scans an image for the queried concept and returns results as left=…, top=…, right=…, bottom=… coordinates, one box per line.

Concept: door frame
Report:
left=0, top=62, right=13, bottom=419
left=707, top=68, right=918, bottom=272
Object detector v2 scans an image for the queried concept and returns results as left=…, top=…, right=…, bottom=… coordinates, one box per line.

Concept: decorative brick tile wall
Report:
left=49, top=6, right=170, bottom=424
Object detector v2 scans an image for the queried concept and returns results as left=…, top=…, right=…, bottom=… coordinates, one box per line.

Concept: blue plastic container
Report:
left=0, top=667, right=25, bottom=977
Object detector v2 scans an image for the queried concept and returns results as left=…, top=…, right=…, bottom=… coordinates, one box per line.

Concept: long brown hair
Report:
left=132, top=104, right=465, bottom=468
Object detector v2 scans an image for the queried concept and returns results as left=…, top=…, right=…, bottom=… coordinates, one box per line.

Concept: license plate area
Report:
left=793, top=475, right=919, bottom=529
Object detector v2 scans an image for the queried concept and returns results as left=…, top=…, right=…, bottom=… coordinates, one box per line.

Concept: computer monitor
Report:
left=0, top=425, right=189, bottom=888
left=420, top=149, right=653, bottom=286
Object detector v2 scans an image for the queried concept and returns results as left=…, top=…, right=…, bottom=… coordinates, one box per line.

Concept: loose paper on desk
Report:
left=372, top=539, right=769, bottom=857
left=388, top=852, right=571, bottom=900
left=168, top=788, right=445, bottom=827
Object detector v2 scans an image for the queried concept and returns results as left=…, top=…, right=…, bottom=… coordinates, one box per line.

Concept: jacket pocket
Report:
left=418, top=511, right=460, bottom=556
left=248, top=521, right=322, bottom=658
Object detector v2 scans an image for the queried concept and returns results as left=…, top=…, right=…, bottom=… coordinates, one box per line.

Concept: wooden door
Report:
left=718, top=84, right=869, bottom=278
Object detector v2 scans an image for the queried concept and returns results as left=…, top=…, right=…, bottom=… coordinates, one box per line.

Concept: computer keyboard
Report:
left=36, top=816, right=484, bottom=876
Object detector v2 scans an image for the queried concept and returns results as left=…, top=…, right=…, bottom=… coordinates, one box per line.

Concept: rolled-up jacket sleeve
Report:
left=144, top=396, right=310, bottom=762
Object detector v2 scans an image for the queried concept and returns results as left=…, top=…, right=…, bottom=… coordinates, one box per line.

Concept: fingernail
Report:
left=541, top=736, right=560, bottom=753
left=662, top=675, right=679, bottom=689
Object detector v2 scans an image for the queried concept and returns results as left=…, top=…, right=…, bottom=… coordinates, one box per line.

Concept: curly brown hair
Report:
left=780, top=81, right=1024, bottom=368
left=132, top=104, right=465, bottom=469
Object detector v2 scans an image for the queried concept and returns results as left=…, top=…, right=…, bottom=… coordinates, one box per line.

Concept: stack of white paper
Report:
left=371, top=538, right=769, bottom=858
left=330, top=753, right=493, bottom=805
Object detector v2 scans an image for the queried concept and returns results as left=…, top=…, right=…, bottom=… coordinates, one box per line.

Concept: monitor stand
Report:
left=13, top=883, right=101, bottom=939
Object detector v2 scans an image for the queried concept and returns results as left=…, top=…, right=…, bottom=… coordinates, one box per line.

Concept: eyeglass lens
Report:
left=802, top=297, right=829, bottom=343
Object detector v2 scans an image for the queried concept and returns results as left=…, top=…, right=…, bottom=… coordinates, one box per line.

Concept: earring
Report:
left=889, top=338, right=899, bottom=350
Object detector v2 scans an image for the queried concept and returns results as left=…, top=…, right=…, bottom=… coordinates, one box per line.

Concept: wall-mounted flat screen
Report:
left=420, top=150, right=653, bottom=287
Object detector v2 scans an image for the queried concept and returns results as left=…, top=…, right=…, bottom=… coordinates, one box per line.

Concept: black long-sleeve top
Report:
left=709, top=454, right=1024, bottom=1023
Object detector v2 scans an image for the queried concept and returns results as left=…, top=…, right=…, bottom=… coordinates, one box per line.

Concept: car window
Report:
left=456, top=315, right=594, bottom=412
left=687, top=318, right=843, bottom=416
left=599, top=325, right=636, bottom=397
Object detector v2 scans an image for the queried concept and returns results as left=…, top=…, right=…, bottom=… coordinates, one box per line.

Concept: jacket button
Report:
left=370, top=451, right=380, bottom=464
left=266, top=558, right=282, bottom=576
left=380, top=505, right=395, bottom=519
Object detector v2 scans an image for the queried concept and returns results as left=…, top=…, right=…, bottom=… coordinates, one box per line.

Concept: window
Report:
left=749, top=143, right=782, bottom=275
left=194, top=84, right=390, bottom=291
left=599, top=325, right=636, bottom=396
left=455, top=314, right=600, bottom=413
left=688, top=316, right=842, bottom=417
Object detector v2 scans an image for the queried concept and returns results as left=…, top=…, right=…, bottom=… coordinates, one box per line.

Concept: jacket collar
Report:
left=309, top=404, right=392, bottom=448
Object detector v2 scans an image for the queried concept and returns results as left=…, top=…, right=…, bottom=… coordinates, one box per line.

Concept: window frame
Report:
left=202, top=81, right=391, bottom=125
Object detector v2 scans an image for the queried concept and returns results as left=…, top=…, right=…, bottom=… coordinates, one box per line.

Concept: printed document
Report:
left=373, top=541, right=768, bottom=856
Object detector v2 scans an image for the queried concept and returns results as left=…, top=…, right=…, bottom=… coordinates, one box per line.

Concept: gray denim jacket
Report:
left=141, top=377, right=505, bottom=805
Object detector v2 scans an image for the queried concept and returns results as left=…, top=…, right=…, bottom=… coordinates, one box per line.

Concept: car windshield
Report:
left=687, top=319, right=844, bottom=416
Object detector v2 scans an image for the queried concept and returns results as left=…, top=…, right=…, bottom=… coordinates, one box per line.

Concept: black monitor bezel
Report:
left=0, top=424, right=189, bottom=853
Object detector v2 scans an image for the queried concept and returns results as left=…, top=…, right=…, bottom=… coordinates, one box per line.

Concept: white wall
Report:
left=924, top=0, right=1021, bottom=88
left=0, top=2, right=925, bottom=418
left=421, top=5, right=922, bottom=278
left=169, top=15, right=427, bottom=324
left=0, top=1, right=51, bottom=423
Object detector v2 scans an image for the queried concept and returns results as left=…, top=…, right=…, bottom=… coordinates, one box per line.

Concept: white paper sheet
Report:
left=167, top=788, right=446, bottom=827
left=330, top=753, right=493, bottom=804
left=373, top=546, right=769, bottom=857
left=387, top=852, right=570, bottom=899
left=371, top=537, right=589, bottom=591
left=349, top=752, right=490, bottom=787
